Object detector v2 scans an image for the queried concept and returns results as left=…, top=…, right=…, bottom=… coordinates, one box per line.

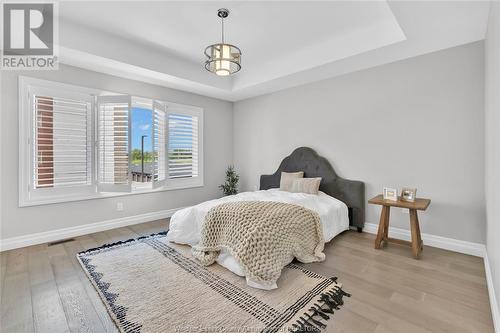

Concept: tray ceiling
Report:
left=58, top=1, right=491, bottom=101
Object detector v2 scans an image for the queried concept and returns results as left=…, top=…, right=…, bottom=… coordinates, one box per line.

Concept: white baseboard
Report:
left=0, top=207, right=183, bottom=252
left=485, top=253, right=500, bottom=333
left=363, top=222, right=486, bottom=257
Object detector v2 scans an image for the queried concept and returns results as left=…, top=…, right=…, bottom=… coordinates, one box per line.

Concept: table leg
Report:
left=383, top=207, right=390, bottom=242
left=415, top=212, right=423, bottom=251
left=409, top=209, right=423, bottom=258
left=375, top=206, right=390, bottom=249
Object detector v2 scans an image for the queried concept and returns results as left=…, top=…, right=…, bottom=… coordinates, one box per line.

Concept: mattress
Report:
left=166, top=189, right=349, bottom=289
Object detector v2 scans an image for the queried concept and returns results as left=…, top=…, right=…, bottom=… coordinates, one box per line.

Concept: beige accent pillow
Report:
left=279, top=171, right=304, bottom=191
left=291, top=177, right=322, bottom=195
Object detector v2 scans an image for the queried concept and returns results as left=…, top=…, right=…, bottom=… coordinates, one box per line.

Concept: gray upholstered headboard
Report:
left=260, top=147, right=365, bottom=230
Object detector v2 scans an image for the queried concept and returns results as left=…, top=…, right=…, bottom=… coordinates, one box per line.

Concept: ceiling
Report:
left=57, top=1, right=491, bottom=101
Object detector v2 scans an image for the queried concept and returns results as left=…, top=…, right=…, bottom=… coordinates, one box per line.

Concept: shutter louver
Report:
left=152, top=101, right=167, bottom=188
left=34, top=95, right=92, bottom=189
left=97, top=95, right=132, bottom=192
left=168, top=113, right=198, bottom=179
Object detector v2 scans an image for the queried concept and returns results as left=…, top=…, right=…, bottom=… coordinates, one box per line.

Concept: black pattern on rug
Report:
left=78, top=256, right=143, bottom=333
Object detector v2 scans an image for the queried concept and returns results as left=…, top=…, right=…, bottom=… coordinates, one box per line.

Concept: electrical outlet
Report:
left=116, top=202, right=124, bottom=211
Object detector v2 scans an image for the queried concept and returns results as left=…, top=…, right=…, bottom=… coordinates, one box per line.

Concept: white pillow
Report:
left=279, top=171, right=304, bottom=191
left=291, top=177, right=322, bottom=195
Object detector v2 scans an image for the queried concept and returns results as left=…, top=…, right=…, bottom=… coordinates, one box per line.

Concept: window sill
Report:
left=19, top=182, right=204, bottom=207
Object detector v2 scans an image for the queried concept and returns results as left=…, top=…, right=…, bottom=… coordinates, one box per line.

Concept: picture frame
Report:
left=401, top=187, right=417, bottom=202
left=383, top=187, right=398, bottom=201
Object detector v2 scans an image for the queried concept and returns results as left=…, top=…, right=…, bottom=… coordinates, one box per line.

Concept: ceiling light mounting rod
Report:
left=218, top=8, right=228, bottom=44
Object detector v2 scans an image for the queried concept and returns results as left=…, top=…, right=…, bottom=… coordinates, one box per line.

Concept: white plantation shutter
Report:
left=33, top=93, right=92, bottom=189
left=152, top=101, right=167, bottom=188
left=168, top=112, right=199, bottom=179
left=19, top=77, right=206, bottom=206
left=97, top=95, right=132, bottom=192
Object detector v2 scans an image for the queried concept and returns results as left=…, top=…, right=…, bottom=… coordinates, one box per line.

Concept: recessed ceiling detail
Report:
left=57, top=1, right=490, bottom=101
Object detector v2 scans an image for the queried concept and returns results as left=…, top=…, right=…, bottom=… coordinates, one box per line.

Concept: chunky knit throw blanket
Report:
left=192, top=201, right=325, bottom=287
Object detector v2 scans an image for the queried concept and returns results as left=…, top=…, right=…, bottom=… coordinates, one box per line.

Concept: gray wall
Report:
left=485, top=1, right=500, bottom=315
left=0, top=41, right=488, bottom=248
left=233, top=41, right=485, bottom=244
left=0, top=64, right=233, bottom=240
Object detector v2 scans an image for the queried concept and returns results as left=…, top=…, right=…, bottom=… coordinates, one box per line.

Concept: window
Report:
left=19, top=77, right=204, bottom=206
left=166, top=104, right=203, bottom=189
left=131, top=99, right=154, bottom=190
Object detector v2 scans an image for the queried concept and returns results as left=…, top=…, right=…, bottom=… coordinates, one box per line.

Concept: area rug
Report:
left=77, top=232, right=350, bottom=333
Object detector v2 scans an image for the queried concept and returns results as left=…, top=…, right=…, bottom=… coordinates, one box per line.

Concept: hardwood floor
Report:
left=0, top=220, right=494, bottom=333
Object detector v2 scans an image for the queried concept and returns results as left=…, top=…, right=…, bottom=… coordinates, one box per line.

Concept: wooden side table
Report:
left=368, top=195, right=431, bottom=259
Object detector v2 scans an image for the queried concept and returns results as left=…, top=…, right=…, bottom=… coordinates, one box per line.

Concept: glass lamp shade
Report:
left=204, top=43, right=241, bottom=76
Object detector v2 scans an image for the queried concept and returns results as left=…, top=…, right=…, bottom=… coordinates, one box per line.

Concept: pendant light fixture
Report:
left=204, top=8, right=242, bottom=76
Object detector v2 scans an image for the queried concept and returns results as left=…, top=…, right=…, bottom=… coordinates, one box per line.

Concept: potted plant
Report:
left=219, top=166, right=239, bottom=196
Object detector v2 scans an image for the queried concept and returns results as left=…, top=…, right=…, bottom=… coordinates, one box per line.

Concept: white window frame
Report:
left=19, top=76, right=204, bottom=207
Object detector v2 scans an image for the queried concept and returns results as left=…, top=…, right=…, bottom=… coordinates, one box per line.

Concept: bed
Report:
left=167, top=147, right=365, bottom=289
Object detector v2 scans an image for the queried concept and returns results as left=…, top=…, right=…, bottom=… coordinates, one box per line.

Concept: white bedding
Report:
left=166, top=189, right=349, bottom=289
